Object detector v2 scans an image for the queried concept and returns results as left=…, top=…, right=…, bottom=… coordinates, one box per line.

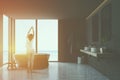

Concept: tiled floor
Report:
left=0, top=62, right=109, bottom=80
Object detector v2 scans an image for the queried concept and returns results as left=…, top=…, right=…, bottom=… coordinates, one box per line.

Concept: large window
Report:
left=15, top=19, right=58, bottom=61
left=38, top=19, right=58, bottom=61
left=15, top=19, right=36, bottom=53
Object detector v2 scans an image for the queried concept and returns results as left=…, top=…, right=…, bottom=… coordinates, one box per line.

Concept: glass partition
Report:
left=3, top=15, right=9, bottom=64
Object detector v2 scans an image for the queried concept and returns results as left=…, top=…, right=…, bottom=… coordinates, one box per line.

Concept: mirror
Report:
left=92, top=13, right=99, bottom=42
left=101, top=3, right=112, bottom=43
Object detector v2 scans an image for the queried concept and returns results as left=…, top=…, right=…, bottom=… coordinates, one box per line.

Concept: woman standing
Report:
left=26, top=27, right=34, bottom=73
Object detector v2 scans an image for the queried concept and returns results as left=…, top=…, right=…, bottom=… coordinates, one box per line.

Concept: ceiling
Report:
left=0, top=0, right=103, bottom=19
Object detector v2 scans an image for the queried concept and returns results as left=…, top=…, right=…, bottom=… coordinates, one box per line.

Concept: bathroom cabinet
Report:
left=80, top=49, right=120, bottom=80
left=88, top=53, right=120, bottom=80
